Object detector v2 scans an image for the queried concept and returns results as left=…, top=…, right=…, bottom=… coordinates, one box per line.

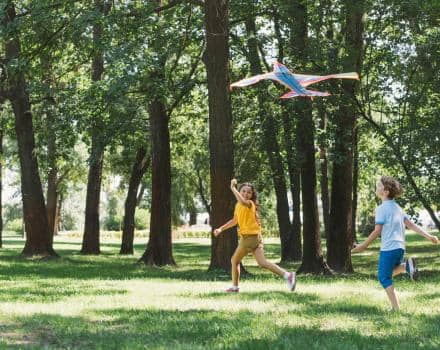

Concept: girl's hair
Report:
left=379, top=176, right=404, bottom=199
left=239, top=182, right=261, bottom=224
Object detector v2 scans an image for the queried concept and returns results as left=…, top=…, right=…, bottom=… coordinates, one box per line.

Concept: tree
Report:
left=281, top=0, right=330, bottom=274
left=327, top=0, right=364, bottom=272
left=243, top=14, right=292, bottom=262
left=0, top=123, right=2, bottom=247
left=120, top=146, right=150, bottom=254
left=81, top=0, right=112, bottom=254
left=2, top=1, right=57, bottom=256
left=203, top=0, right=237, bottom=271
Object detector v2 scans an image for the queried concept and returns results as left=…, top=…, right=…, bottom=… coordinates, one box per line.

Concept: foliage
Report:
left=134, top=208, right=150, bottom=230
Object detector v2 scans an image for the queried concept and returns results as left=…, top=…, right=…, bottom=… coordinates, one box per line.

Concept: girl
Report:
left=214, top=179, right=296, bottom=293
left=352, top=176, right=438, bottom=310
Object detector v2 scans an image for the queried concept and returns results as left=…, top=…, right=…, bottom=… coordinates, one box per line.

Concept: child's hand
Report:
left=429, top=235, right=439, bottom=244
left=213, top=228, right=222, bottom=236
left=351, top=243, right=365, bottom=253
left=230, top=179, right=237, bottom=188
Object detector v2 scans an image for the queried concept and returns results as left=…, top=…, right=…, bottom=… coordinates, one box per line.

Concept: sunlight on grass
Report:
left=0, top=233, right=439, bottom=349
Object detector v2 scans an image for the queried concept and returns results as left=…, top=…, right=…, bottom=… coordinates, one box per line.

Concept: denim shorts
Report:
left=377, top=248, right=404, bottom=289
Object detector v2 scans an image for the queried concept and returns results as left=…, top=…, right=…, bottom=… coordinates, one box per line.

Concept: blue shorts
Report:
left=378, top=248, right=404, bottom=289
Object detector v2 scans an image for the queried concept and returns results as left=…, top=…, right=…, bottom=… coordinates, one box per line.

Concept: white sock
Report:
left=231, top=285, right=239, bottom=290
left=283, top=272, right=290, bottom=280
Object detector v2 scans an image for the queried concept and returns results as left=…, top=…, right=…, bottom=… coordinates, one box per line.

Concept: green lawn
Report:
left=0, top=232, right=439, bottom=349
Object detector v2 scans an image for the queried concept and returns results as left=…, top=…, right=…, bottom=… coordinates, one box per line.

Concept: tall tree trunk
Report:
left=189, top=207, right=197, bottom=226
left=244, top=17, right=292, bottom=262
left=203, top=0, right=237, bottom=271
left=280, top=104, right=303, bottom=261
left=352, top=125, right=359, bottom=243
left=46, top=107, right=58, bottom=241
left=136, top=181, right=146, bottom=207
left=4, top=3, right=57, bottom=256
left=139, top=99, right=175, bottom=265
left=327, top=0, right=364, bottom=272
left=317, top=102, right=330, bottom=243
left=81, top=130, right=104, bottom=254
left=283, top=0, right=330, bottom=273
left=54, top=192, right=62, bottom=234
left=274, top=14, right=302, bottom=261
left=81, top=0, right=111, bottom=254
left=120, top=147, right=149, bottom=255
left=0, top=128, right=2, bottom=248
left=39, top=23, right=59, bottom=242
left=296, top=101, right=331, bottom=274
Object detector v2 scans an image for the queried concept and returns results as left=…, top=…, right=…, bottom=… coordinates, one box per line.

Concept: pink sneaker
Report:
left=287, top=272, right=296, bottom=291
left=226, top=287, right=239, bottom=293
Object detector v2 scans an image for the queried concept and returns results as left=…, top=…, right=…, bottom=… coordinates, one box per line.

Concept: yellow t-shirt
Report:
left=234, top=201, right=261, bottom=235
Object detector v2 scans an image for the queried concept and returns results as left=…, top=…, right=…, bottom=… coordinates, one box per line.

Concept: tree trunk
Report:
left=244, top=17, right=292, bottom=262
left=136, top=181, right=146, bottom=207
left=327, top=0, right=364, bottom=272
left=45, top=103, right=58, bottom=241
left=81, top=0, right=111, bottom=254
left=189, top=207, right=197, bottom=226
left=139, top=100, right=175, bottom=265
left=317, top=103, right=330, bottom=242
left=352, top=125, right=359, bottom=243
left=55, top=192, right=62, bottom=235
left=203, top=0, right=237, bottom=271
left=4, top=3, right=57, bottom=257
left=296, top=101, right=331, bottom=274
left=120, top=147, right=149, bottom=255
left=283, top=0, right=330, bottom=274
left=274, top=14, right=302, bottom=261
left=0, top=128, right=2, bottom=248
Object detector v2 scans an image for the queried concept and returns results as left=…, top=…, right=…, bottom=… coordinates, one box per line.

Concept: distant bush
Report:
left=61, top=212, right=77, bottom=231
left=135, top=209, right=150, bottom=230
left=5, top=218, right=24, bottom=234
left=104, top=215, right=123, bottom=231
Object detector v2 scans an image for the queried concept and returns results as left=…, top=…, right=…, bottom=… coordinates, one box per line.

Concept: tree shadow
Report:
left=3, top=307, right=440, bottom=349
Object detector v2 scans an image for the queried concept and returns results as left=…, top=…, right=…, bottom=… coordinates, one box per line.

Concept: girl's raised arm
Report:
left=230, top=179, right=252, bottom=207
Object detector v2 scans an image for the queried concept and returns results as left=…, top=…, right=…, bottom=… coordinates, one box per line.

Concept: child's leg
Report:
left=392, top=263, right=406, bottom=276
left=385, top=285, right=400, bottom=310
left=231, top=246, right=248, bottom=286
left=253, top=247, right=285, bottom=277
left=378, top=249, right=404, bottom=310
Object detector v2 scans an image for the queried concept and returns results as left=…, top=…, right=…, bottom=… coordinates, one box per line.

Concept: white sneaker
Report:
left=406, top=257, right=419, bottom=281
left=286, top=272, right=296, bottom=291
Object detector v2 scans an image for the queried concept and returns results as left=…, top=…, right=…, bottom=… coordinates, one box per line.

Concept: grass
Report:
left=0, top=232, right=439, bottom=349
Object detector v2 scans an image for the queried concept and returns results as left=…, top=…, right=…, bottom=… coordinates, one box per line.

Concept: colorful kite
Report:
left=230, top=61, right=359, bottom=98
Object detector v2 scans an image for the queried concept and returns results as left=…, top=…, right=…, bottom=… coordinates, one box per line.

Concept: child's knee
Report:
left=231, top=256, right=240, bottom=265
left=378, top=272, right=392, bottom=289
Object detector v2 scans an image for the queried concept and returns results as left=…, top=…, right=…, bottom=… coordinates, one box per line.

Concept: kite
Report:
left=230, top=61, right=359, bottom=98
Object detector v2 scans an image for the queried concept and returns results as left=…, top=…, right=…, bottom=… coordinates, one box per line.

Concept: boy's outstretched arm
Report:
left=404, top=219, right=439, bottom=244
left=213, top=218, right=238, bottom=236
left=351, top=225, right=382, bottom=253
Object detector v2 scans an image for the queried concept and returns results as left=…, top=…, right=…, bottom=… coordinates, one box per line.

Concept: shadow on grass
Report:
left=3, top=307, right=440, bottom=349
left=1, top=237, right=439, bottom=285
left=0, top=283, right=128, bottom=303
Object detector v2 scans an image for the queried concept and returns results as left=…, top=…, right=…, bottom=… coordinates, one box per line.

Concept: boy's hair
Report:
left=379, top=176, right=404, bottom=199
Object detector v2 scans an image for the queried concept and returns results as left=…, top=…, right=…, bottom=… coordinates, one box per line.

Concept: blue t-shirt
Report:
left=375, top=200, right=409, bottom=251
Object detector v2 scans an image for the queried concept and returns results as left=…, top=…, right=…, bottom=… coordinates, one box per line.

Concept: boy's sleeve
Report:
left=375, top=206, right=386, bottom=225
